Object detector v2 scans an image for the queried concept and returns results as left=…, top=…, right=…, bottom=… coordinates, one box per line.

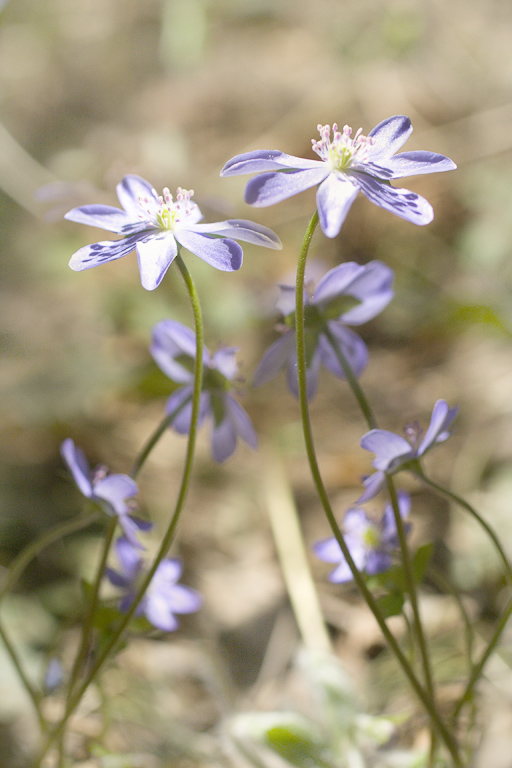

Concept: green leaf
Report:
left=376, top=591, right=405, bottom=619
left=412, top=543, right=433, bottom=584
left=265, top=723, right=326, bottom=768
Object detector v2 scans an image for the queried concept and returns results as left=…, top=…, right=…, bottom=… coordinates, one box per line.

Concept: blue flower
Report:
left=61, top=438, right=151, bottom=548
left=221, top=116, right=456, bottom=236
left=253, top=260, right=394, bottom=398
left=358, top=400, right=458, bottom=502
left=313, top=491, right=411, bottom=583
left=150, top=320, right=258, bottom=463
left=105, top=538, right=202, bottom=632
left=65, top=175, right=282, bottom=290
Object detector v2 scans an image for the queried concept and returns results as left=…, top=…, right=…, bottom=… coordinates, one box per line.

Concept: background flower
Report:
left=65, top=175, right=281, bottom=289
left=150, top=320, right=258, bottom=462
left=105, top=537, right=202, bottom=632
left=221, top=116, right=456, bottom=236
left=313, top=491, right=411, bottom=583
left=253, top=260, right=394, bottom=398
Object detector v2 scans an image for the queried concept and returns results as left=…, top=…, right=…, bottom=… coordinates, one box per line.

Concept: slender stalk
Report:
left=0, top=622, right=45, bottom=729
left=32, top=254, right=205, bottom=766
left=130, top=400, right=189, bottom=480
left=294, top=212, right=461, bottom=765
left=428, top=566, right=475, bottom=675
left=0, top=512, right=101, bottom=603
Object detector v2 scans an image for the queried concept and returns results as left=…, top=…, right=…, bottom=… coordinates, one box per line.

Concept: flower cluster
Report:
left=254, top=260, right=394, bottom=398
left=105, top=537, right=202, bottom=632
left=65, top=175, right=281, bottom=290
left=221, top=115, right=456, bottom=236
left=61, top=438, right=151, bottom=548
left=313, top=491, right=411, bottom=582
left=150, top=320, right=257, bottom=462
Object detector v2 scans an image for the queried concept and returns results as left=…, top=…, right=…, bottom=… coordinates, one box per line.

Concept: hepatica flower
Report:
left=358, top=400, right=458, bottom=502
left=105, top=537, right=202, bottom=632
left=65, top=175, right=281, bottom=290
left=253, top=260, right=394, bottom=398
left=221, top=116, right=456, bottom=236
left=61, top=438, right=151, bottom=548
left=313, top=491, right=411, bottom=583
left=151, top=319, right=258, bottom=462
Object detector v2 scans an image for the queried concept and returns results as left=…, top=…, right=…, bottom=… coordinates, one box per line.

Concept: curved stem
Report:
left=33, top=254, right=205, bottom=766
left=0, top=512, right=101, bottom=604
left=294, top=212, right=461, bottom=766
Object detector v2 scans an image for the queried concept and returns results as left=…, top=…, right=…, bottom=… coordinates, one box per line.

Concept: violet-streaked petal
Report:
left=61, top=439, right=93, bottom=497
left=93, top=474, right=138, bottom=515
left=316, top=173, right=359, bottom=238
left=64, top=204, right=135, bottom=234
left=211, top=347, right=238, bottom=380
left=116, top=175, right=157, bottom=218
left=383, top=151, right=457, bottom=179
left=245, top=167, right=329, bottom=207
left=116, top=537, right=142, bottom=580
left=135, top=233, right=177, bottom=291
left=367, top=116, right=413, bottom=160
left=220, top=150, right=323, bottom=176
left=253, top=333, right=295, bottom=388
left=175, top=230, right=243, bottom=271
left=360, top=430, right=413, bottom=470
left=353, top=174, right=434, bottom=226
left=313, top=262, right=365, bottom=306
left=356, top=471, right=386, bottom=503
left=417, top=400, right=458, bottom=456
left=145, top=594, right=180, bottom=632
left=211, top=413, right=238, bottom=463
left=225, top=396, right=258, bottom=449
left=190, top=219, right=282, bottom=249
left=318, top=324, right=368, bottom=379
left=68, top=233, right=148, bottom=271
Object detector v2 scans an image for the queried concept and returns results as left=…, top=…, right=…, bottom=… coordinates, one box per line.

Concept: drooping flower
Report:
left=61, top=438, right=151, bottom=548
left=65, top=175, right=282, bottom=290
left=253, top=260, right=394, bottom=398
left=313, top=491, right=411, bottom=583
left=221, top=116, right=456, bottom=236
left=358, top=400, right=458, bottom=502
left=150, top=320, right=258, bottom=462
left=105, top=537, right=202, bottom=632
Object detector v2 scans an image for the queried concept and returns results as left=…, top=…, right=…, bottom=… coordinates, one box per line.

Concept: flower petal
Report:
left=175, top=230, right=243, bottom=271
left=166, top=388, right=210, bottom=434
left=190, top=219, right=282, bottom=249
left=60, top=439, right=93, bottom=497
left=93, top=474, right=138, bottom=516
left=116, top=175, right=157, bottom=218
left=68, top=233, right=147, bottom=271
left=367, top=116, right=413, bottom=160
left=145, top=593, right=180, bottom=631
left=336, top=261, right=395, bottom=325
left=211, top=347, right=238, bottom=380
left=135, top=233, right=177, bottom=290
left=316, top=174, right=359, bottom=238
left=356, top=471, right=386, bottom=503
left=313, top=262, right=365, bottom=306
left=318, top=325, right=368, bottom=379
left=245, top=167, right=329, bottom=207
left=353, top=174, right=434, bottom=226
left=165, top=584, right=203, bottom=613
left=116, top=537, right=142, bottom=580
left=382, top=151, right=457, bottom=179
left=286, top=348, right=320, bottom=399
left=312, top=537, right=343, bottom=563
left=253, top=333, right=295, bottom=388
left=225, top=396, right=258, bottom=449
left=417, top=400, right=458, bottom=456
left=151, top=319, right=207, bottom=382
left=64, top=204, right=135, bottom=234
left=360, top=429, right=413, bottom=470
left=211, top=412, right=237, bottom=463
left=220, top=149, right=323, bottom=176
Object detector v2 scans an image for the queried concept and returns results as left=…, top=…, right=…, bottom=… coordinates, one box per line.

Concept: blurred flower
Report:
left=253, top=260, right=394, bottom=398
left=61, top=438, right=151, bottom=548
left=105, top=537, right=202, bottom=632
left=65, top=175, right=281, bottom=290
left=150, top=320, right=258, bottom=462
left=221, top=116, right=456, bottom=236
left=313, top=491, right=411, bottom=582
left=358, top=400, right=458, bottom=502
left=43, top=658, right=64, bottom=694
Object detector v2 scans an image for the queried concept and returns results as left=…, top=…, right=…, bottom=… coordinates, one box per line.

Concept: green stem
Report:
left=130, top=400, right=190, bottom=480
left=0, top=512, right=101, bottom=604
left=294, top=212, right=461, bottom=766
left=0, top=621, right=45, bottom=730
left=32, top=254, right=204, bottom=766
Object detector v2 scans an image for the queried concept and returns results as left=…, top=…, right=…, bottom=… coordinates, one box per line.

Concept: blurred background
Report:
left=2, top=0, right=512, bottom=765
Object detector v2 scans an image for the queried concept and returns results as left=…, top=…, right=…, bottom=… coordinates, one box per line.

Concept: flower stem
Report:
left=130, top=399, right=190, bottom=479
left=32, top=253, right=204, bottom=766
left=294, top=212, right=461, bottom=766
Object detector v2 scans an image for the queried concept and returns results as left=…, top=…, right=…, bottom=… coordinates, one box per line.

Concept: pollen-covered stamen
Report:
left=312, top=123, right=375, bottom=171
left=362, top=523, right=381, bottom=550
left=137, top=187, right=196, bottom=231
